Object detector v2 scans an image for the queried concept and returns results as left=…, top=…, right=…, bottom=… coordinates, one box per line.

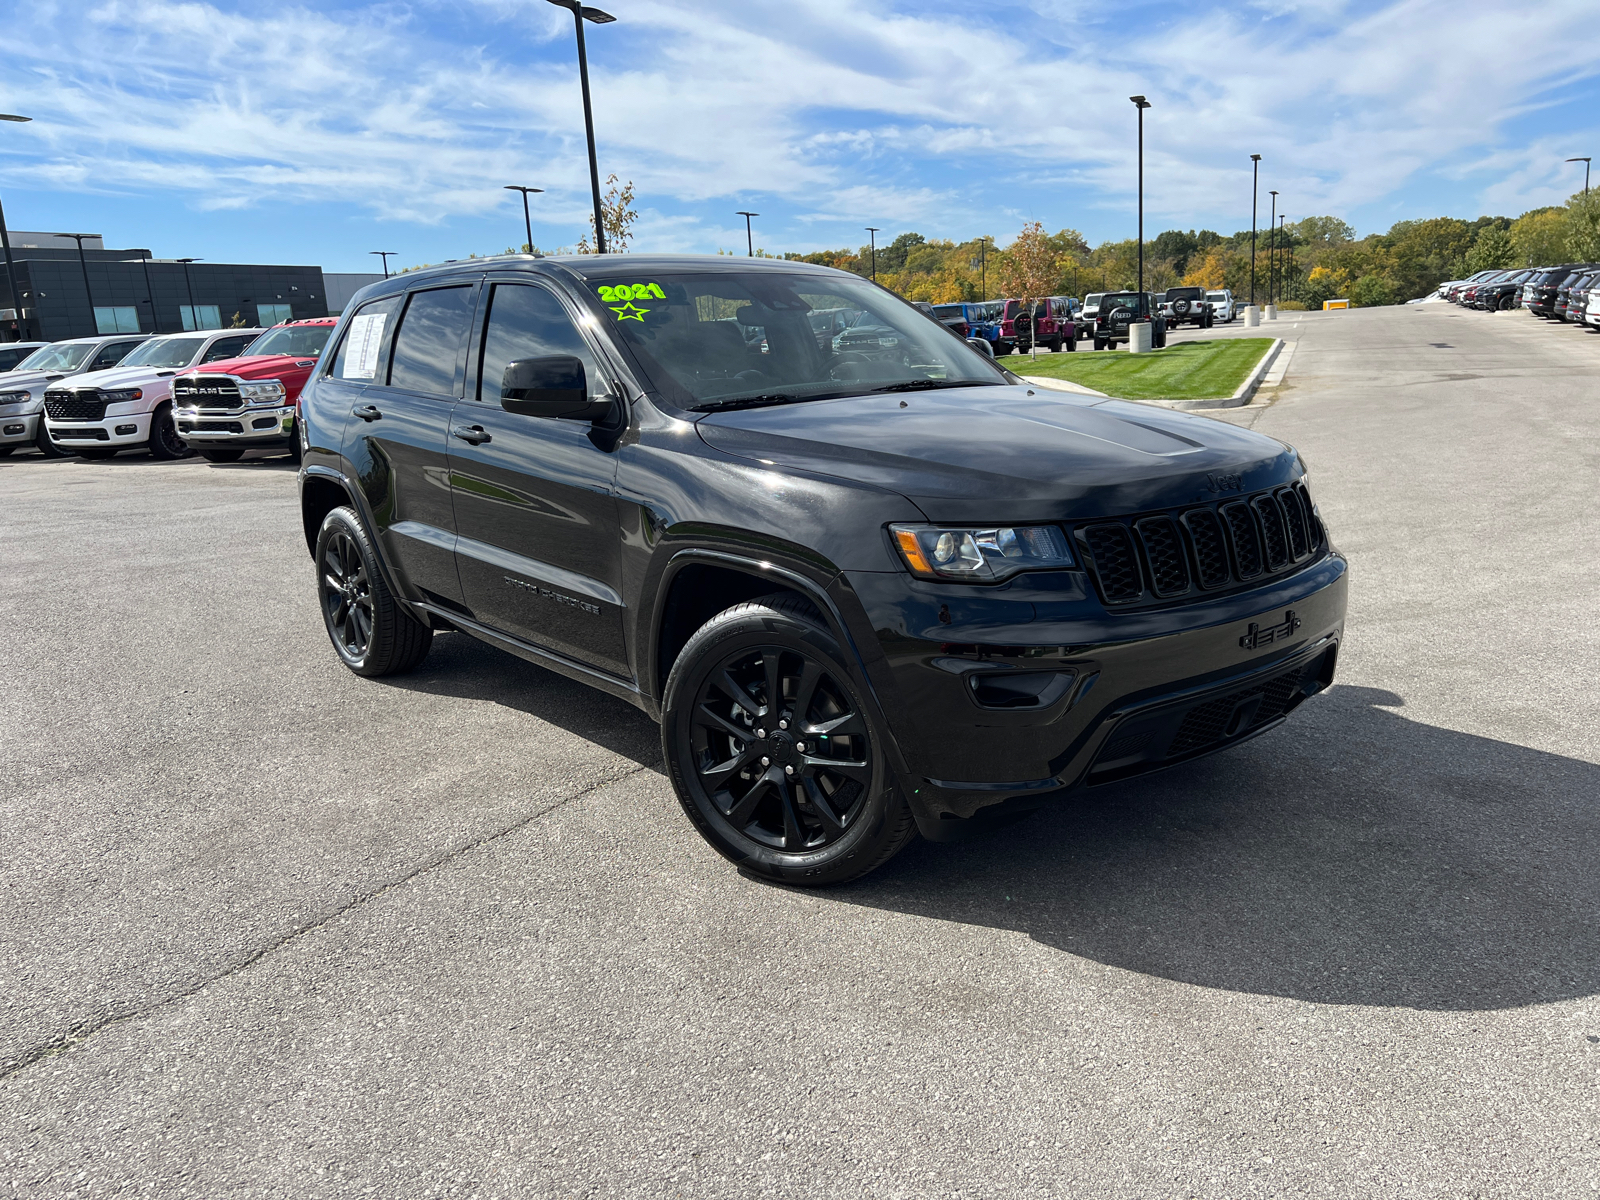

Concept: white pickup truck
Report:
left=0, top=334, right=151, bottom=457
left=43, top=328, right=262, bottom=459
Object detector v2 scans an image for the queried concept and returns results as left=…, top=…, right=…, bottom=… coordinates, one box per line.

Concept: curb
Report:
left=1164, top=338, right=1283, bottom=411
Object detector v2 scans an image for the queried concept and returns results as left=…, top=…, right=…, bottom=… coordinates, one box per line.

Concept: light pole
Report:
left=57, top=233, right=101, bottom=334
left=1249, top=154, right=1261, bottom=307
left=545, top=0, right=615, bottom=254
left=370, top=251, right=396, bottom=278
left=1567, top=156, right=1592, bottom=194
left=125, top=251, right=159, bottom=333
left=1279, top=215, right=1288, bottom=303
left=1130, top=96, right=1151, bottom=293
left=736, top=211, right=759, bottom=257
left=0, top=113, right=29, bottom=341
left=865, top=227, right=880, bottom=282
left=503, top=186, right=543, bottom=254
left=1268, top=190, right=1278, bottom=306
left=175, top=257, right=201, bottom=329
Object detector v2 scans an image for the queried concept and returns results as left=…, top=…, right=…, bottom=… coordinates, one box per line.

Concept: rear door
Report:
left=446, top=276, right=629, bottom=677
left=345, top=284, right=477, bottom=606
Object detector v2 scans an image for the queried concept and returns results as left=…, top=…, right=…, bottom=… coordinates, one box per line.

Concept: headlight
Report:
left=239, top=381, right=286, bottom=406
left=890, top=523, right=1075, bottom=582
left=0, top=389, right=32, bottom=405
left=100, top=389, right=143, bottom=403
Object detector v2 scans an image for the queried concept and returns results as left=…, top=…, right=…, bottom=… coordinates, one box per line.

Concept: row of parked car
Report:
left=1438, top=263, right=1600, bottom=328
left=923, top=287, right=1240, bottom=355
left=0, top=319, right=336, bottom=460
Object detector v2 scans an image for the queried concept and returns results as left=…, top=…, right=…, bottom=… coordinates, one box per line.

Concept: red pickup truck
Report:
left=171, top=318, right=337, bottom=462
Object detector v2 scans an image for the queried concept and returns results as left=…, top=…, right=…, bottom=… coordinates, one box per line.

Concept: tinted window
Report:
left=477, top=283, right=601, bottom=403
left=91, top=340, right=143, bottom=370
left=389, top=287, right=474, bottom=395
left=250, top=324, right=334, bottom=359
left=119, top=336, right=207, bottom=368
left=203, top=336, right=256, bottom=363
left=0, top=347, right=32, bottom=371
left=330, top=297, right=400, bottom=381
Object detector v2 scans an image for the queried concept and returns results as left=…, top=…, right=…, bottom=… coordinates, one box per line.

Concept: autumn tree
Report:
left=1509, top=207, right=1569, bottom=267
left=576, top=174, right=639, bottom=253
left=1565, top=190, right=1600, bottom=262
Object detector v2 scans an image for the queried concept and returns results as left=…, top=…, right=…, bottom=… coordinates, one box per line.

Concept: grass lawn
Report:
left=1009, top=338, right=1275, bottom=401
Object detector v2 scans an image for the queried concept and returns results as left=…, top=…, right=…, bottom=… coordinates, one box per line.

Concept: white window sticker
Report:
left=346, top=312, right=388, bottom=380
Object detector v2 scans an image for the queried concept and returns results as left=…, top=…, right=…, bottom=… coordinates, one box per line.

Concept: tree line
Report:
left=779, top=189, right=1600, bottom=308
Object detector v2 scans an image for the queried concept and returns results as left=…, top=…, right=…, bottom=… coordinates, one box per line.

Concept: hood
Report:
left=695, top=384, right=1298, bottom=524
left=181, top=352, right=319, bottom=382
left=58, top=363, right=182, bottom=391
left=0, top=367, right=81, bottom=392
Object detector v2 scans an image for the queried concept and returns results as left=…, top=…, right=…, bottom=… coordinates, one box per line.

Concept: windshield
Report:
left=586, top=268, right=1007, bottom=411
left=1084, top=293, right=1104, bottom=308
left=243, top=325, right=333, bottom=358
left=16, top=343, right=96, bottom=372
left=118, top=336, right=207, bottom=368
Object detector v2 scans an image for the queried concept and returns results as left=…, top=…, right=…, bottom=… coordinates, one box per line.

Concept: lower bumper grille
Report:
left=179, top=421, right=244, bottom=434
left=52, top=425, right=110, bottom=441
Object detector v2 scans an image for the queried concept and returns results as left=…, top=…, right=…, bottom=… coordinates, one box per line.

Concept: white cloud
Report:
left=0, top=0, right=1595, bottom=249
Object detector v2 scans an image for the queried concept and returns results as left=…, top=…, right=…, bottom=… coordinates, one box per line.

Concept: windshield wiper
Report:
left=689, top=393, right=810, bottom=413
left=870, top=379, right=991, bottom=394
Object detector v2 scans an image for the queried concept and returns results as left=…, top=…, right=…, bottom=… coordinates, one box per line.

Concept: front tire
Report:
left=662, top=594, right=916, bottom=886
left=33, top=420, right=68, bottom=459
left=148, top=404, right=193, bottom=460
left=315, top=506, right=433, bottom=677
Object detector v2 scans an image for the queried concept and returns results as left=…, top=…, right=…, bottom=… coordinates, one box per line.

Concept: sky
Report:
left=2, top=0, right=1596, bottom=273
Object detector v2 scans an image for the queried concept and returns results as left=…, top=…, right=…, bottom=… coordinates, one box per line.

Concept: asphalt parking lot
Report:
left=3, top=305, right=1598, bottom=1198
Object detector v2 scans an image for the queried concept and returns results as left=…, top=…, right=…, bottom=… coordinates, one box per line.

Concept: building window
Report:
left=257, top=303, right=293, bottom=326
left=95, top=306, right=141, bottom=334
left=180, top=305, right=222, bottom=331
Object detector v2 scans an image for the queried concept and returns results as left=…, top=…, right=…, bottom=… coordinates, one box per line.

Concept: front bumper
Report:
left=845, top=553, right=1349, bottom=838
left=174, top=405, right=297, bottom=449
left=0, top=409, right=40, bottom=446
left=47, top=411, right=154, bottom=447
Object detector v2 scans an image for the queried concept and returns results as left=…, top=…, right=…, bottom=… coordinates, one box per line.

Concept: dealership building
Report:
left=0, top=232, right=384, bottom=342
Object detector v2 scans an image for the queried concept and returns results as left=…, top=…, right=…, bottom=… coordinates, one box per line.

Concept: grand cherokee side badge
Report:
left=1240, top=610, right=1301, bottom=650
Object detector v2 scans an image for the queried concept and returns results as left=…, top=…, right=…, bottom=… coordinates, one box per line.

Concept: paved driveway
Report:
left=2, top=305, right=1597, bottom=1198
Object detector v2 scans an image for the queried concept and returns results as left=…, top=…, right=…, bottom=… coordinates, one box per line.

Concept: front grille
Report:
left=1134, top=516, right=1189, bottom=596
left=1166, top=662, right=1311, bottom=758
left=1079, top=482, right=1325, bottom=608
left=44, top=390, right=107, bottom=421
left=173, top=376, right=242, bottom=410
left=52, top=426, right=109, bottom=440
left=1081, top=524, right=1142, bottom=602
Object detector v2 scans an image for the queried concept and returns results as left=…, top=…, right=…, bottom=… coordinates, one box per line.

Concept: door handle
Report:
left=353, top=404, right=382, bottom=422
left=453, top=425, right=492, bottom=445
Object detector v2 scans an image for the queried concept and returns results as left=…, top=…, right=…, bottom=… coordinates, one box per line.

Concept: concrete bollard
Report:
left=1265, top=304, right=1277, bottom=321
left=1128, top=322, right=1153, bottom=353
left=1243, top=305, right=1260, bottom=327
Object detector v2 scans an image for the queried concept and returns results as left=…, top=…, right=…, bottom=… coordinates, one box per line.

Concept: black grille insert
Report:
left=1166, top=663, right=1310, bottom=758
left=52, top=425, right=110, bottom=440
left=1082, top=524, right=1143, bottom=603
left=1277, top=487, right=1310, bottom=559
left=1134, top=516, right=1190, bottom=596
left=1180, top=508, right=1231, bottom=589
left=179, top=421, right=244, bottom=434
left=44, top=391, right=107, bottom=421
left=1252, top=495, right=1289, bottom=571
left=1221, top=501, right=1263, bottom=579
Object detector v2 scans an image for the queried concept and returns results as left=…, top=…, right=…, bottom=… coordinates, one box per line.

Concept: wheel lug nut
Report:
left=784, top=765, right=794, bottom=775
left=796, top=742, right=806, bottom=753
left=761, top=756, right=770, bottom=767
left=778, top=719, right=788, bottom=730
left=755, top=728, right=766, bottom=739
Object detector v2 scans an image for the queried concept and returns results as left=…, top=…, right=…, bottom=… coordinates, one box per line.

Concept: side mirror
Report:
left=966, top=337, right=994, bottom=358
left=501, top=355, right=610, bottom=421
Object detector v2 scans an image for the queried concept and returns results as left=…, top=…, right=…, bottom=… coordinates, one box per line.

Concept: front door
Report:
left=447, top=278, right=628, bottom=677
left=343, top=284, right=476, bottom=605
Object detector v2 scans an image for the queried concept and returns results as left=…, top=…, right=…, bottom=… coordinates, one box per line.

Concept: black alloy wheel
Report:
left=148, top=403, right=193, bottom=460
left=663, top=594, right=915, bottom=885
left=315, top=506, right=433, bottom=676
left=199, top=449, right=244, bottom=463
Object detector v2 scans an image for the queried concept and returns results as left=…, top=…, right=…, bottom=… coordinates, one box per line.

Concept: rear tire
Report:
left=662, top=593, right=916, bottom=886
left=199, top=449, right=244, bottom=463
left=148, top=404, right=192, bottom=460
left=315, top=506, right=433, bottom=677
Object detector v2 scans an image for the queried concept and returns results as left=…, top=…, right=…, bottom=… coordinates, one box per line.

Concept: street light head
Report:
left=0, top=114, right=31, bottom=123
left=579, top=6, right=616, bottom=22
left=1251, top=153, right=1262, bottom=162
left=1566, top=157, right=1592, bottom=163
left=1129, top=95, right=1150, bottom=109
left=504, top=185, right=545, bottom=194
left=737, top=211, right=759, bottom=218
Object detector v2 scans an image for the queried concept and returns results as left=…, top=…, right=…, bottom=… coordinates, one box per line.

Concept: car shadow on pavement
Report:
left=381, top=631, right=664, bottom=771
left=831, top=684, right=1600, bottom=1012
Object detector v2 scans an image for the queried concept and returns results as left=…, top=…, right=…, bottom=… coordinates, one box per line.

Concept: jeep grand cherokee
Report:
left=298, top=255, right=1347, bottom=885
